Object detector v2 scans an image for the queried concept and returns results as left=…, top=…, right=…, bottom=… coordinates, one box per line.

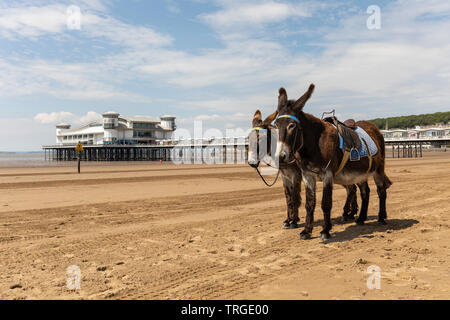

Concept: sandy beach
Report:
left=0, top=154, right=449, bottom=300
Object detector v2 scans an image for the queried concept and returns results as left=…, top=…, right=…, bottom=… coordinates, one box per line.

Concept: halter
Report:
left=277, top=114, right=301, bottom=124
left=276, top=114, right=302, bottom=164
left=251, top=127, right=268, bottom=132
left=250, top=126, right=280, bottom=187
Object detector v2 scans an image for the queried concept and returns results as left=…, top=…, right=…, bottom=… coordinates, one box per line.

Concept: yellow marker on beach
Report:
left=75, top=142, right=83, bottom=173
left=75, top=142, right=84, bottom=152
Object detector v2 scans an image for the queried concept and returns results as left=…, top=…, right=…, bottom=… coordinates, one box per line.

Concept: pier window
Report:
left=133, top=131, right=155, bottom=138
left=133, top=123, right=155, bottom=129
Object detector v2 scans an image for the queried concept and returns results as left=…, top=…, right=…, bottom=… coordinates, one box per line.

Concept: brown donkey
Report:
left=248, top=110, right=360, bottom=229
left=274, top=84, right=392, bottom=240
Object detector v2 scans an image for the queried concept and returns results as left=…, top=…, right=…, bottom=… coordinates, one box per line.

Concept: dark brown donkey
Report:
left=248, top=110, right=360, bottom=229
left=275, top=84, right=392, bottom=240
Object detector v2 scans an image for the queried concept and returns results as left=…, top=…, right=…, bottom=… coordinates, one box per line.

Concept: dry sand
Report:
left=0, top=154, right=449, bottom=300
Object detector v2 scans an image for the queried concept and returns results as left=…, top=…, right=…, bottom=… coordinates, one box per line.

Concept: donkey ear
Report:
left=253, top=110, right=262, bottom=121
left=278, top=88, right=288, bottom=110
left=293, top=84, right=315, bottom=111
left=263, top=110, right=278, bottom=126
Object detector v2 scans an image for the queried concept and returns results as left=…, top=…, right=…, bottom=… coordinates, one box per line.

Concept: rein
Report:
left=251, top=126, right=280, bottom=187
left=255, top=165, right=280, bottom=187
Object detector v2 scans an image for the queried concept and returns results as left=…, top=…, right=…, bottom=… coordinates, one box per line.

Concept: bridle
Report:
left=275, top=114, right=301, bottom=165
left=250, top=126, right=280, bottom=187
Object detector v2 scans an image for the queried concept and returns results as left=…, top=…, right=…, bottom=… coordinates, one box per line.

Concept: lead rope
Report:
left=255, top=166, right=280, bottom=187
left=251, top=127, right=280, bottom=187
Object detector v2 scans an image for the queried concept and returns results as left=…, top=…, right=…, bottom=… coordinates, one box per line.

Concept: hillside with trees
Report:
left=369, top=111, right=450, bottom=129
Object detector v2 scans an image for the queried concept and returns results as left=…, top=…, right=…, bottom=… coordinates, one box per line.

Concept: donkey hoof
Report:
left=320, top=232, right=331, bottom=240
left=356, top=220, right=365, bottom=226
left=282, top=222, right=290, bottom=229
left=378, top=219, right=387, bottom=226
left=289, top=223, right=299, bottom=229
left=300, top=232, right=311, bottom=240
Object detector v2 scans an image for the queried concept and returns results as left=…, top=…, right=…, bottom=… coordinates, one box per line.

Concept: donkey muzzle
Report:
left=278, top=149, right=291, bottom=163
left=248, top=160, right=260, bottom=168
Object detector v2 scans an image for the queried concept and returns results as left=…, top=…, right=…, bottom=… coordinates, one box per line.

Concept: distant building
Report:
left=56, top=111, right=176, bottom=146
left=381, top=126, right=450, bottom=140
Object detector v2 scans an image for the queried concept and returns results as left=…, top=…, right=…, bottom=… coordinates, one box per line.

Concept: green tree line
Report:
left=369, top=111, right=450, bottom=129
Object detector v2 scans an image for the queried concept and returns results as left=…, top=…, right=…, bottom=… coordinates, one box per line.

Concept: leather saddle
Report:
left=323, top=117, right=361, bottom=150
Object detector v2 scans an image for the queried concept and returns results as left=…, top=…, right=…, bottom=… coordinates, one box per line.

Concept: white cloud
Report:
left=0, top=2, right=172, bottom=47
left=0, top=57, right=151, bottom=102
left=200, top=1, right=311, bottom=28
left=136, top=39, right=286, bottom=88
left=0, top=4, right=67, bottom=38
left=0, top=1, right=171, bottom=102
left=75, top=0, right=112, bottom=12
left=34, top=111, right=102, bottom=125
left=83, top=14, right=173, bottom=48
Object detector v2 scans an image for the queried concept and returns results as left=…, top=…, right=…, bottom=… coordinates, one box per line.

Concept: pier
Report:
left=43, top=140, right=249, bottom=163
left=385, top=137, right=450, bottom=158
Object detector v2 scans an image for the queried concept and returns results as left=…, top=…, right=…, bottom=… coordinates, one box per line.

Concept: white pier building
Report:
left=55, top=111, right=176, bottom=146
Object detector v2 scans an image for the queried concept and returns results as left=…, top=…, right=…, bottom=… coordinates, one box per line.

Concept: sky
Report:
left=0, top=0, right=450, bottom=151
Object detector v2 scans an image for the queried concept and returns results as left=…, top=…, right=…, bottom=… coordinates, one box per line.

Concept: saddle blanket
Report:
left=339, top=127, right=378, bottom=160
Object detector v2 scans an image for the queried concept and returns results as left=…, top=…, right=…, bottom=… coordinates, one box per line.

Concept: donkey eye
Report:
left=287, top=123, right=296, bottom=131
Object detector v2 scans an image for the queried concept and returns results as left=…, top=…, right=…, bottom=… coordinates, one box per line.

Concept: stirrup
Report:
left=350, top=147, right=360, bottom=161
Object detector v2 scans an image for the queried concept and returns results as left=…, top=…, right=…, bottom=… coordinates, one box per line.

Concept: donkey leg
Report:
left=342, top=185, right=357, bottom=222
left=289, top=177, right=302, bottom=229
left=320, top=172, right=333, bottom=240
left=282, top=186, right=292, bottom=229
left=350, top=185, right=359, bottom=220
left=342, top=185, right=352, bottom=217
left=282, top=183, right=291, bottom=229
left=300, top=173, right=316, bottom=240
left=356, top=181, right=370, bottom=226
left=281, top=168, right=301, bottom=229
left=349, top=184, right=359, bottom=219
left=281, top=169, right=292, bottom=228
left=374, top=172, right=390, bottom=225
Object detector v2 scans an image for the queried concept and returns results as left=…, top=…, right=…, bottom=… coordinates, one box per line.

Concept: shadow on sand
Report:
left=293, top=215, right=419, bottom=243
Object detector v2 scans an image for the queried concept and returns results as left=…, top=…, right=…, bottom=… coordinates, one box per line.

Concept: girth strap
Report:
left=334, top=147, right=350, bottom=177
left=334, top=138, right=373, bottom=177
